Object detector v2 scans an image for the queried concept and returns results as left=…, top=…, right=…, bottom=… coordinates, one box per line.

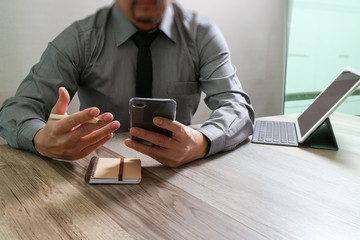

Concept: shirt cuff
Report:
left=17, top=119, right=46, bottom=154
left=197, top=124, right=225, bottom=157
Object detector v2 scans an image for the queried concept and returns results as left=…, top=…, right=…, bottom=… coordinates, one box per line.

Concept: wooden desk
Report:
left=1, top=112, right=360, bottom=239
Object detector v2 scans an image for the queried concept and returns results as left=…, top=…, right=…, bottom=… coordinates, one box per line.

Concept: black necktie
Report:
left=131, top=30, right=159, bottom=98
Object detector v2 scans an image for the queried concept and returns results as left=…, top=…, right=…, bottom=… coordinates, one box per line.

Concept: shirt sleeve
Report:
left=0, top=24, right=82, bottom=153
left=195, top=21, right=255, bottom=156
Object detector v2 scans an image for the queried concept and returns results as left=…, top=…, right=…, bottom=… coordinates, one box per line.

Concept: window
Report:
left=285, top=0, right=360, bottom=115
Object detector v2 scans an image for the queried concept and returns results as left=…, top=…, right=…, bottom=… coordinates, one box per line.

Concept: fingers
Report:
left=69, top=112, right=114, bottom=139
left=128, top=117, right=189, bottom=149
left=126, top=118, right=210, bottom=168
left=56, top=108, right=100, bottom=132
left=38, top=87, right=121, bottom=160
left=72, top=133, right=114, bottom=160
left=49, top=87, right=104, bottom=133
left=52, top=132, right=115, bottom=160
left=129, top=127, right=175, bottom=149
left=153, top=117, right=184, bottom=137
left=51, top=87, right=70, bottom=115
left=77, top=120, right=120, bottom=149
left=37, top=116, right=120, bottom=160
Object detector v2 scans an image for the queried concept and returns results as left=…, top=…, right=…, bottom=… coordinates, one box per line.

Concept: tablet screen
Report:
left=297, top=70, right=360, bottom=139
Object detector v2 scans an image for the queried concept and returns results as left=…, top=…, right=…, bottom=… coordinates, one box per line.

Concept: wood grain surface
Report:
left=1, top=112, right=360, bottom=239
left=0, top=145, right=133, bottom=240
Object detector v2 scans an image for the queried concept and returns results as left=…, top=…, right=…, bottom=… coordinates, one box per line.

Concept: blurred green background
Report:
left=285, top=0, right=360, bottom=115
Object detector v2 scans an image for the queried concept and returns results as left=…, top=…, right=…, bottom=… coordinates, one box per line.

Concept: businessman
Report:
left=0, top=0, right=254, bottom=167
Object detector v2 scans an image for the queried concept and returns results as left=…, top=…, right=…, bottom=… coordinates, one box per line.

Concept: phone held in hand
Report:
left=129, top=97, right=177, bottom=143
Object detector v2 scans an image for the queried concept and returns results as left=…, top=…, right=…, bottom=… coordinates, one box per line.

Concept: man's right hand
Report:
left=34, top=87, right=120, bottom=160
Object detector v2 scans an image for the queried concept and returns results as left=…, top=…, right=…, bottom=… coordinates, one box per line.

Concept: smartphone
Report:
left=129, top=97, right=177, bottom=143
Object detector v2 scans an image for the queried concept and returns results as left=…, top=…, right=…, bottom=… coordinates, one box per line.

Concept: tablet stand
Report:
left=299, top=118, right=338, bottom=150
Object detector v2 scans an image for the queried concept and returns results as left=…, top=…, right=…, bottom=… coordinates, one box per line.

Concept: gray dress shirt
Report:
left=0, top=2, right=254, bottom=157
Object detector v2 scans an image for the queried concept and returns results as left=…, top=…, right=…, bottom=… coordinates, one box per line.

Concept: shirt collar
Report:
left=158, top=4, right=176, bottom=43
left=112, top=3, right=176, bottom=47
left=112, top=5, right=138, bottom=47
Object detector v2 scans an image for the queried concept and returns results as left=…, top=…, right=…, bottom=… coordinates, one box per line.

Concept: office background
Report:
left=285, top=0, right=360, bottom=115
left=0, top=0, right=287, bottom=124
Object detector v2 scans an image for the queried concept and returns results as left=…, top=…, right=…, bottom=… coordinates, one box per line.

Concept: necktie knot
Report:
left=132, top=30, right=159, bottom=48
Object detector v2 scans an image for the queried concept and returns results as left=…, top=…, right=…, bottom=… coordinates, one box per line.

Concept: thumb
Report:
left=51, top=87, right=70, bottom=115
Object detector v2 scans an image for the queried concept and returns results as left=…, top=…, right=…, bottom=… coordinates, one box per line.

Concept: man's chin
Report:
left=134, top=12, right=160, bottom=24
left=134, top=17, right=155, bottom=23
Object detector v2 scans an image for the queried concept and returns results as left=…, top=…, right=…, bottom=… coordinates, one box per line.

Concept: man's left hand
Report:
left=124, top=117, right=209, bottom=167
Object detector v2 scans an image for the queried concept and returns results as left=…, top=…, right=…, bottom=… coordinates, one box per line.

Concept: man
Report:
left=0, top=0, right=254, bottom=167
